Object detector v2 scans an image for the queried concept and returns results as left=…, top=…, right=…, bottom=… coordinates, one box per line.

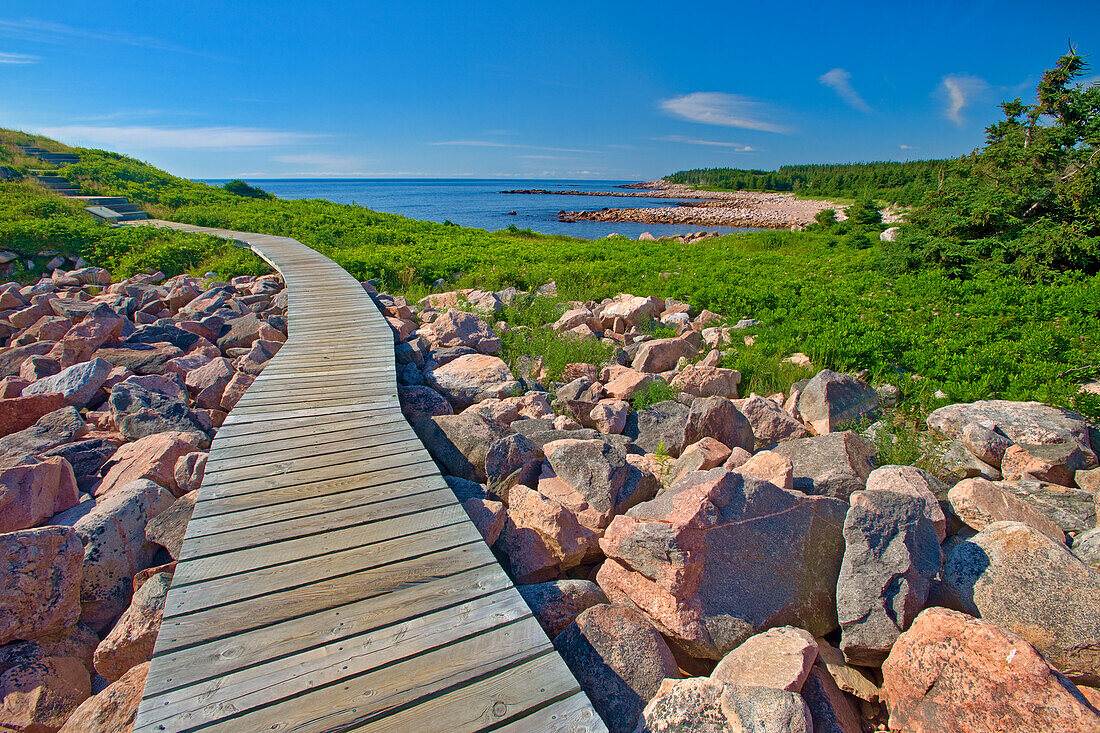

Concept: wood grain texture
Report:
left=130, top=222, right=605, bottom=733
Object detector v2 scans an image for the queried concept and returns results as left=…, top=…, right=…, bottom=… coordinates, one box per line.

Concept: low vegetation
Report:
left=0, top=179, right=268, bottom=280
left=1, top=48, right=1098, bottom=417
left=497, top=294, right=614, bottom=383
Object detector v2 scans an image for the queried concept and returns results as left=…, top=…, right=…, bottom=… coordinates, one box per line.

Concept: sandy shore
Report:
left=504, top=180, right=899, bottom=229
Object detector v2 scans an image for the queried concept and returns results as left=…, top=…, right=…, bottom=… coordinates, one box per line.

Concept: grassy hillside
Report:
left=664, top=160, right=947, bottom=205
left=1, top=128, right=1098, bottom=414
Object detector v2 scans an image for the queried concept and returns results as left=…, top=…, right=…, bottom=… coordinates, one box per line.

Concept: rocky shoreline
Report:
left=505, top=180, right=906, bottom=230
left=1, top=264, right=1098, bottom=731
left=506, top=180, right=856, bottom=229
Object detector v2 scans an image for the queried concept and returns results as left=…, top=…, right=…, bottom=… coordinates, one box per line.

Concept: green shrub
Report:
left=1071, top=390, right=1100, bottom=421
left=843, top=231, right=875, bottom=249
left=846, top=197, right=883, bottom=226
left=500, top=292, right=566, bottom=329
left=631, top=381, right=677, bottom=410
left=222, top=179, right=274, bottom=199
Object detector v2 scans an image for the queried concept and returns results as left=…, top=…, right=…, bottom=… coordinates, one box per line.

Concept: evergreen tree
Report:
left=906, top=46, right=1100, bottom=277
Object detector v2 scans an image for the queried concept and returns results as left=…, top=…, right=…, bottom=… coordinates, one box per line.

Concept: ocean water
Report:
left=204, top=178, right=756, bottom=240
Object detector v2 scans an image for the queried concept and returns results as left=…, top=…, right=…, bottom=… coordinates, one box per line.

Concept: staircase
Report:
left=16, top=144, right=80, bottom=166
left=16, top=145, right=149, bottom=223
left=32, top=171, right=81, bottom=196
left=69, top=196, right=150, bottom=222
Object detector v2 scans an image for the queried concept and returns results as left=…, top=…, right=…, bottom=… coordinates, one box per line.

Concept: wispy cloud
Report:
left=428, top=140, right=513, bottom=148
left=659, top=92, right=789, bottom=133
left=65, top=109, right=192, bottom=124
left=272, top=153, right=360, bottom=167
left=0, top=51, right=37, bottom=64
left=33, top=125, right=318, bottom=149
left=266, top=153, right=370, bottom=177
left=428, top=140, right=598, bottom=154
left=818, top=68, right=872, bottom=112
left=653, top=134, right=754, bottom=152
left=940, top=74, right=990, bottom=126
left=0, top=19, right=215, bottom=58
left=899, top=144, right=920, bottom=150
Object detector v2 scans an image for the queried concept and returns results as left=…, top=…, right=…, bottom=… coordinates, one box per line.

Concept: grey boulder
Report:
left=53, top=478, right=175, bottom=632
left=942, top=520, right=1100, bottom=684
left=622, top=400, right=690, bottom=457
left=517, top=579, right=609, bottom=638
left=796, top=369, right=878, bottom=434
left=108, top=382, right=209, bottom=443
left=21, top=357, right=112, bottom=408
left=554, top=604, right=680, bottom=733
left=413, top=412, right=511, bottom=482
left=637, top=678, right=812, bottom=733
left=771, top=431, right=877, bottom=500
left=836, top=490, right=943, bottom=665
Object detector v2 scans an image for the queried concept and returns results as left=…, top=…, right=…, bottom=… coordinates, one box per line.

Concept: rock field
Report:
left=1, top=266, right=1098, bottom=732
left=0, top=263, right=285, bottom=731
left=388, top=284, right=1100, bottom=732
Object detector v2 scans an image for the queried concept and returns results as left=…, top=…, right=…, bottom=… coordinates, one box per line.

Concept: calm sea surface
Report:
left=203, top=179, right=755, bottom=240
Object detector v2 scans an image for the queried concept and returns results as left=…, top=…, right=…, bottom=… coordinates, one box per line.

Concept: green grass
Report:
left=719, top=347, right=816, bottom=401
left=495, top=293, right=614, bottom=383
left=500, top=328, right=614, bottom=384
left=0, top=180, right=269, bottom=279
left=2, top=128, right=1099, bottom=414
left=631, top=381, right=677, bottom=410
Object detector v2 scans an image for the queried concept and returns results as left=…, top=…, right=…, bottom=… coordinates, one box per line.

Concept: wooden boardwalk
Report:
left=132, top=222, right=606, bottom=733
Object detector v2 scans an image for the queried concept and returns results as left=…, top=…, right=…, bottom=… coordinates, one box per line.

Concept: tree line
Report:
left=663, top=160, right=949, bottom=204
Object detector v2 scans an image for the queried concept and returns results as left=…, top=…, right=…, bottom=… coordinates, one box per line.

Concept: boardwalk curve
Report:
left=132, top=222, right=606, bottom=733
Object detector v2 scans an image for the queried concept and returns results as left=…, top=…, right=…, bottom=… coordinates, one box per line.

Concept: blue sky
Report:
left=2, top=1, right=1098, bottom=179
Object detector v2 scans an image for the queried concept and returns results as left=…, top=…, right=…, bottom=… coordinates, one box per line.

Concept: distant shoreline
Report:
left=504, top=180, right=859, bottom=229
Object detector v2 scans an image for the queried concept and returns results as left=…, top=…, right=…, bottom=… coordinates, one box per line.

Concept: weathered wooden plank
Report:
left=252, top=365, right=397, bottom=381
left=204, top=416, right=412, bottom=464
left=188, top=459, right=442, bottom=523
left=219, top=399, right=400, bottom=425
left=142, top=564, right=512, bottom=698
left=182, top=493, right=456, bottom=561
left=353, top=652, right=588, bottom=733
left=202, top=433, right=422, bottom=482
left=155, top=543, right=490, bottom=652
left=186, top=470, right=446, bottom=530
left=196, top=443, right=436, bottom=500
left=494, top=692, right=608, bottom=732
left=210, top=407, right=403, bottom=444
left=235, top=377, right=397, bottom=395
left=229, top=392, right=398, bottom=414
left=165, top=523, right=484, bottom=617
left=137, top=590, right=536, bottom=730
left=173, top=502, right=467, bottom=584
left=245, top=373, right=398, bottom=391
left=140, top=617, right=554, bottom=733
